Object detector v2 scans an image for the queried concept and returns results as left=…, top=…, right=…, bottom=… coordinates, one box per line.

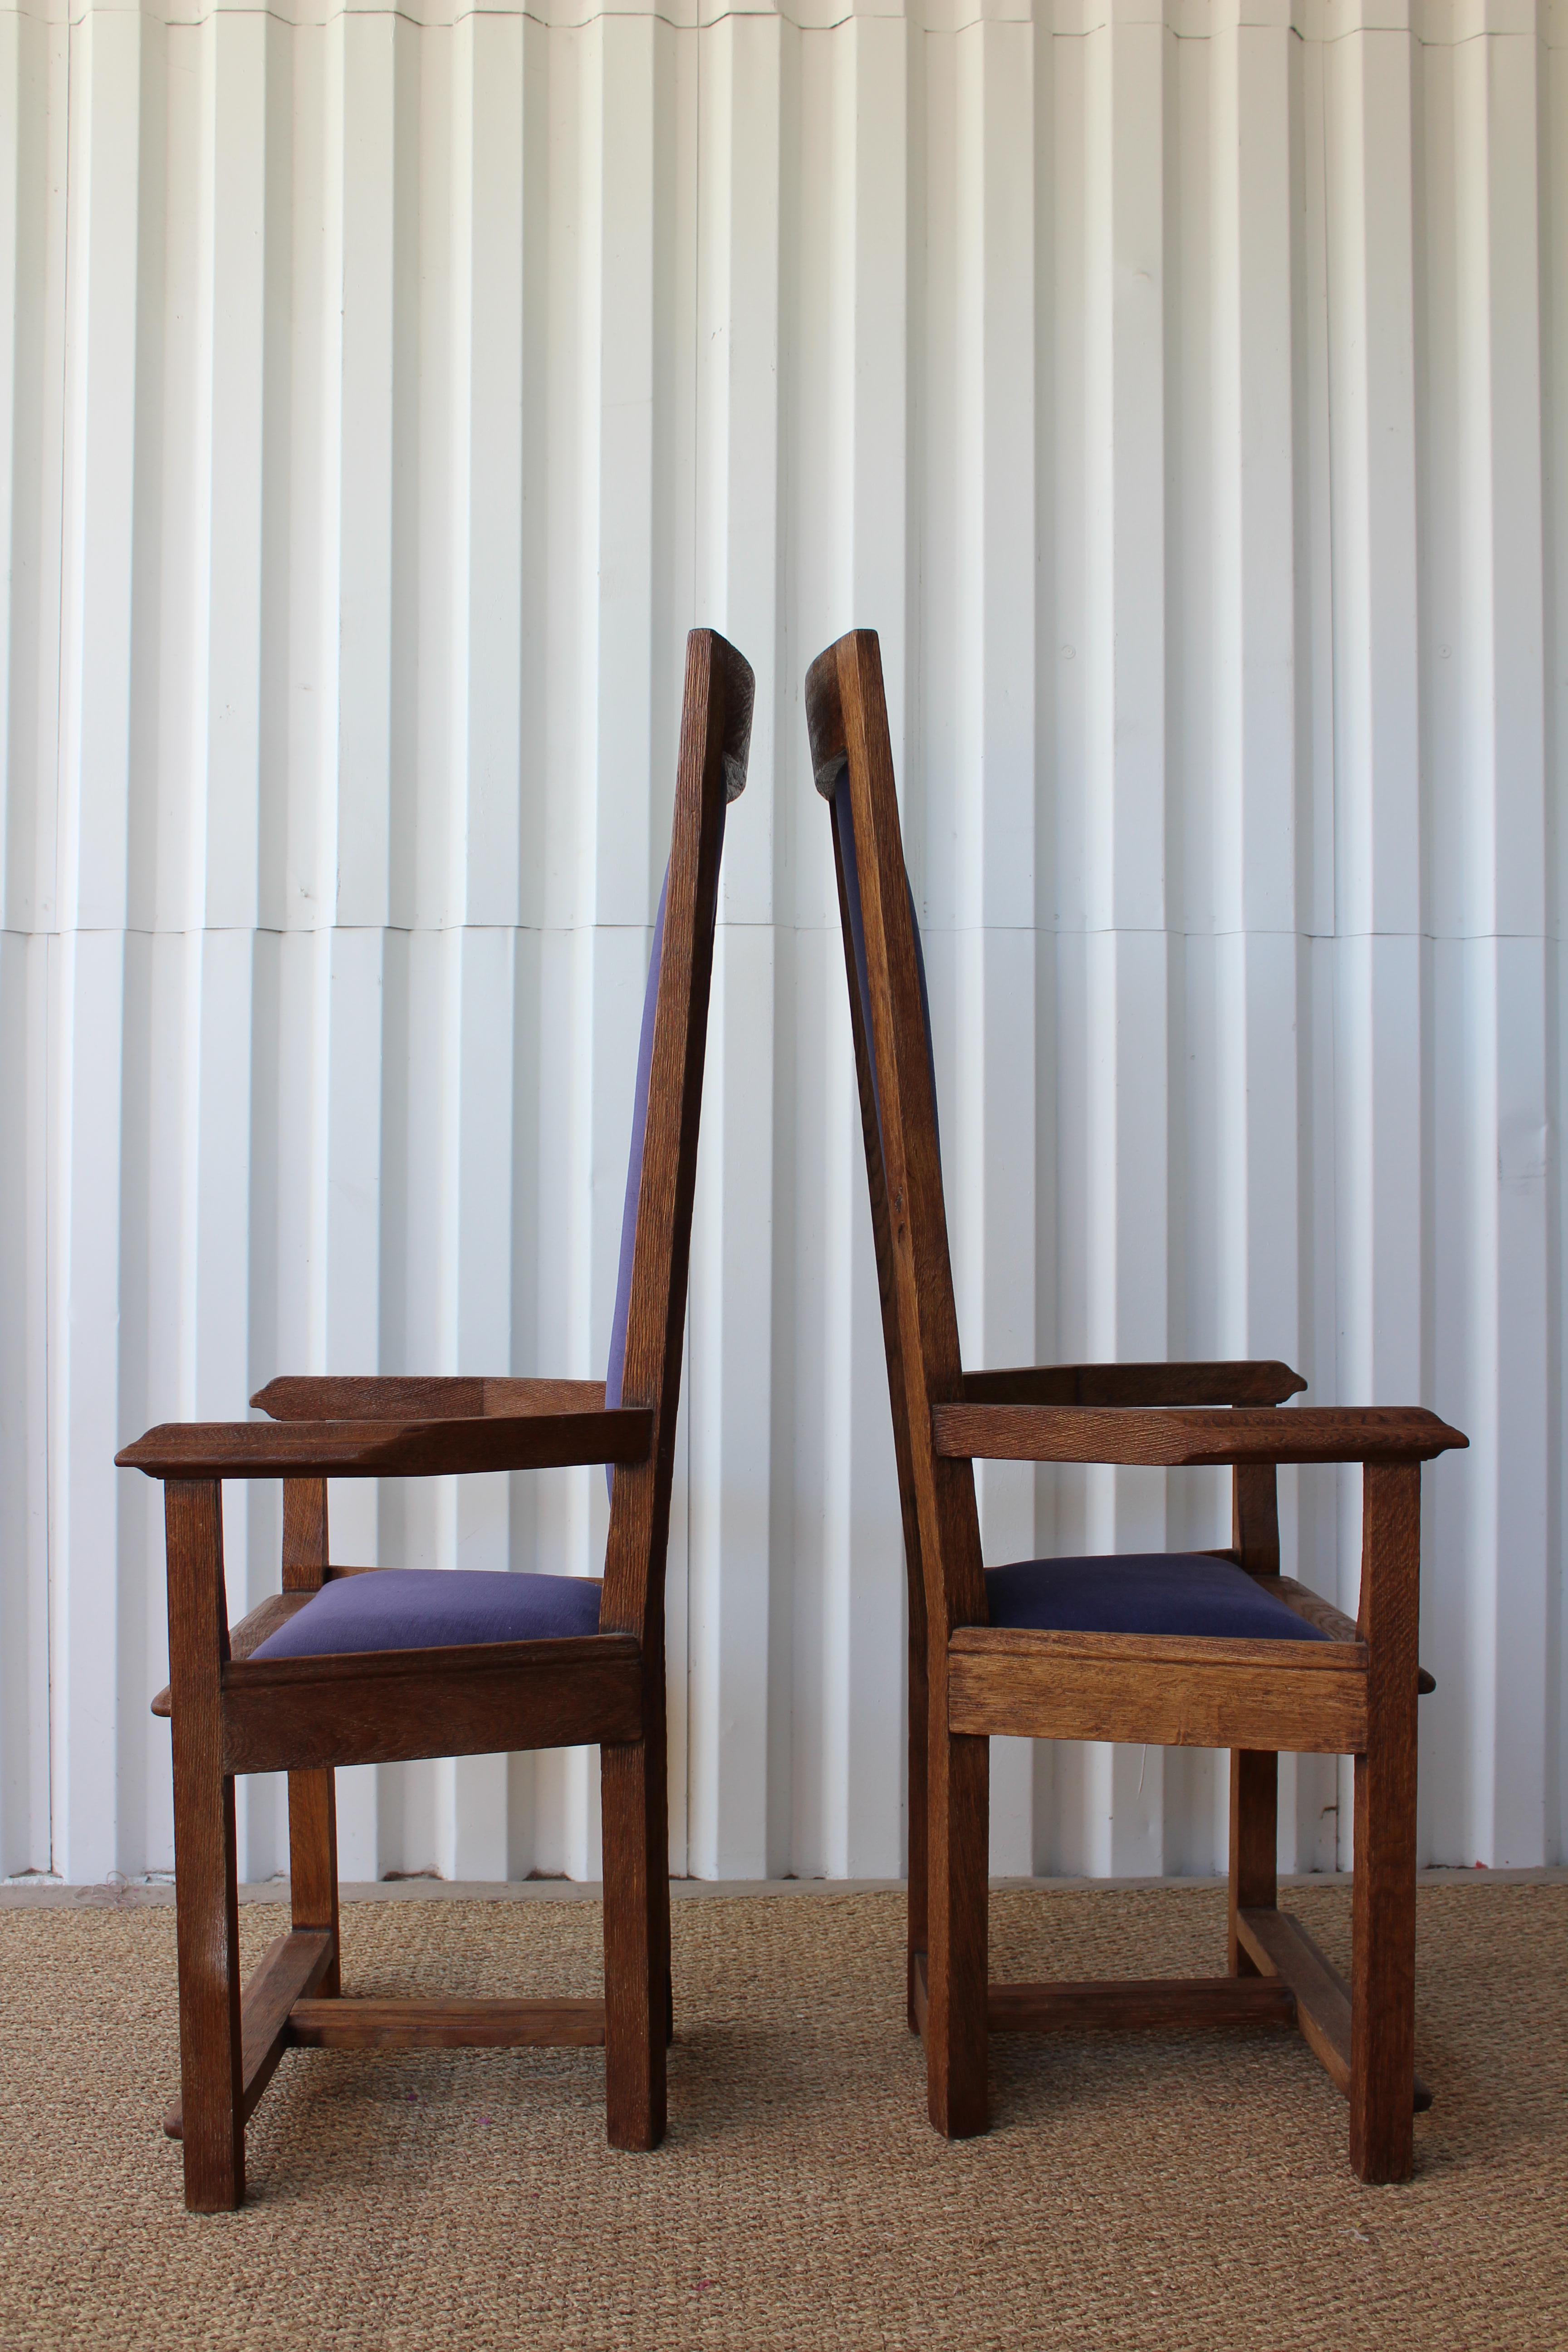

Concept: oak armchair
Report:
left=805, top=627, right=1465, bottom=2184
left=118, top=628, right=754, bottom=2210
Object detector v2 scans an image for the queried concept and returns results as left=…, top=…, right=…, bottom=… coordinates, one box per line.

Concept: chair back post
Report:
left=599, top=629, right=753, bottom=1643
left=806, top=630, right=986, bottom=1646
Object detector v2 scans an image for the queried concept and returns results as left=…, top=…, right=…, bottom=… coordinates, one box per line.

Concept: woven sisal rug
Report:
left=1, top=1881, right=1563, bottom=2349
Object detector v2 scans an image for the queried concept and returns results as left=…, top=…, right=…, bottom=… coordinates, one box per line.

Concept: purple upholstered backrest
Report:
left=833, top=768, right=940, bottom=1166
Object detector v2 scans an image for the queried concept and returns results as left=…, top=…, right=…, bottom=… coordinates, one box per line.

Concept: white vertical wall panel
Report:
left=1, top=0, right=1564, bottom=1885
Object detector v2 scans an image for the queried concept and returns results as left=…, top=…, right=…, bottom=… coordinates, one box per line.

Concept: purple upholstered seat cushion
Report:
left=250, top=1568, right=604, bottom=1660
left=984, top=1553, right=1328, bottom=1642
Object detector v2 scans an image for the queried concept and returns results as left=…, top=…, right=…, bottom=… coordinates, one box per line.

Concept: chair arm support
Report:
left=251, top=1375, right=608, bottom=1421
left=930, top=1403, right=1468, bottom=1468
left=958, top=1360, right=1307, bottom=1409
left=117, top=1407, right=652, bottom=1481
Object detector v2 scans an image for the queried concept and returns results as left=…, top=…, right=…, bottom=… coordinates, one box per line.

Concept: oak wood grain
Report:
left=989, top=1974, right=1298, bottom=2034
left=255, top=1375, right=607, bottom=1421
left=126, top=631, right=753, bottom=2199
left=960, top=1361, right=1307, bottom=1408
left=1236, top=1905, right=1432, bottom=2115
left=807, top=621, right=1463, bottom=2176
left=1228, top=1751, right=1278, bottom=1976
left=947, top=1649, right=1368, bottom=1752
left=931, top=1402, right=1468, bottom=1468
left=289, top=1997, right=606, bottom=2049
left=151, top=1590, right=316, bottom=1717
left=164, top=1930, right=335, bottom=2140
left=220, top=1637, right=644, bottom=1775
left=117, top=1407, right=652, bottom=1480
left=913, top=1950, right=1297, bottom=2036
left=164, top=1480, right=245, bottom=2210
left=1350, top=1463, right=1424, bottom=2180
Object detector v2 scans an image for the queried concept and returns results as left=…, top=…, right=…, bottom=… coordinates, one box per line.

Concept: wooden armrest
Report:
left=252, top=1375, right=607, bottom=1421
left=958, top=1361, right=1307, bottom=1409
left=930, top=1403, right=1467, bottom=1468
left=116, top=1407, right=652, bottom=1481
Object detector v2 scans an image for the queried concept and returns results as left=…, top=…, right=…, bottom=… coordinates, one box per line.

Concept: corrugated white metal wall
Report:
left=1, top=0, right=1563, bottom=1888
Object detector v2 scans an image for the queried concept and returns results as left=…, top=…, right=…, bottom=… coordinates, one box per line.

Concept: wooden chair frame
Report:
left=119, top=628, right=754, bottom=2210
left=805, top=628, right=1466, bottom=2184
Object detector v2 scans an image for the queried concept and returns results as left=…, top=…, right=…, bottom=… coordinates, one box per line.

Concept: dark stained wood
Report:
left=1237, top=1906, right=1432, bottom=2115
left=931, top=1402, right=1468, bottom=1468
left=811, top=629, right=991, bottom=2141
left=289, top=1996, right=606, bottom=2049
left=276, top=1475, right=342, bottom=1992
left=961, top=1361, right=1306, bottom=1408
left=1350, top=1462, right=1424, bottom=2180
left=1236, top=1906, right=1350, bottom=2092
left=282, top=1477, right=330, bottom=1585
left=586, top=628, right=751, bottom=2152
left=602, top=1736, right=668, bottom=2149
left=122, top=630, right=754, bottom=2203
left=826, top=700, right=932, bottom=2036
left=1263, top=1577, right=1362, bottom=1643
left=947, top=1623, right=1366, bottom=1672
left=1228, top=1751, right=1278, bottom=1976
left=947, top=1647, right=1368, bottom=1753
left=164, top=1930, right=335, bottom=2140
left=990, top=1975, right=1297, bottom=2034
left=256, top=1375, right=607, bottom=1421
left=221, top=1637, right=644, bottom=1775
left=164, top=1480, right=245, bottom=2210
left=288, top=1770, right=341, bottom=1998
left=151, top=1591, right=315, bottom=1717
left=1233, top=1457, right=1282, bottom=1578
left=914, top=1950, right=1295, bottom=2036
left=117, top=1406, right=652, bottom=1481
left=805, top=624, right=1465, bottom=2176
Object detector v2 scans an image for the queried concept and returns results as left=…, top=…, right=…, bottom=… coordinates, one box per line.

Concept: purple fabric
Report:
left=984, top=1553, right=1328, bottom=1642
left=250, top=1568, right=604, bottom=1660
left=833, top=769, right=939, bottom=1163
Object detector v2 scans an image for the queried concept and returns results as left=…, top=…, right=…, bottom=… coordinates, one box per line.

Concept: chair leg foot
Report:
left=926, top=1728, right=989, bottom=2140
left=601, top=1736, right=668, bottom=2152
left=1348, top=1465, right=1422, bottom=2186
left=173, top=1776, right=246, bottom=2211
left=1349, top=1750, right=1418, bottom=2185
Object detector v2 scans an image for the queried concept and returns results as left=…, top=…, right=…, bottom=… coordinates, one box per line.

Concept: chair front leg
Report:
left=926, top=1685, right=989, bottom=2139
left=600, top=1734, right=669, bottom=2151
left=1228, top=1749, right=1278, bottom=1975
left=1350, top=1462, right=1421, bottom=2184
left=288, top=1770, right=342, bottom=1997
left=165, top=1479, right=245, bottom=2210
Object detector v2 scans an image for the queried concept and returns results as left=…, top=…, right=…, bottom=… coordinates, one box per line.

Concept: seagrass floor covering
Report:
left=1, top=1882, right=1563, bottom=2350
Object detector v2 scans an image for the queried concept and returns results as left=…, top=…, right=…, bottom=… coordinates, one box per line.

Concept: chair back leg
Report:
left=906, top=1638, right=929, bottom=2033
left=288, top=1769, right=342, bottom=1998
left=1228, top=1749, right=1279, bottom=1976
left=601, top=1731, right=670, bottom=2151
